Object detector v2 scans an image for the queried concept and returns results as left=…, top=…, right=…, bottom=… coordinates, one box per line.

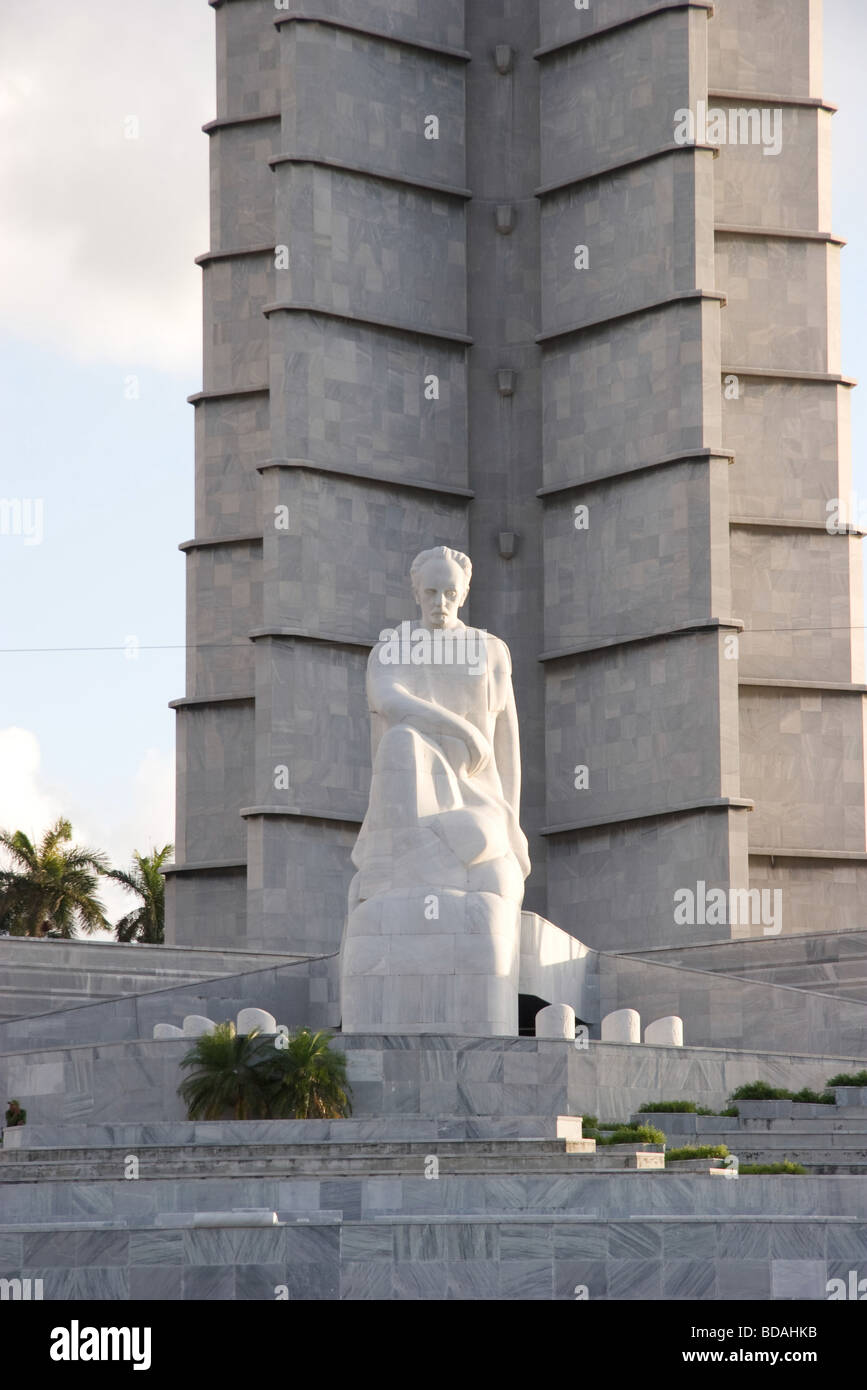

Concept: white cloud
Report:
left=0, top=727, right=64, bottom=841
left=0, top=727, right=174, bottom=937
left=0, top=0, right=214, bottom=372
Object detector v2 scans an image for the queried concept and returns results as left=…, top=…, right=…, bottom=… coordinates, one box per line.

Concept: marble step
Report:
left=0, top=1116, right=585, bottom=1151
left=633, top=1108, right=867, bottom=1134
left=733, top=1117, right=867, bottom=1132
left=720, top=1146, right=867, bottom=1165
left=0, top=1141, right=666, bottom=1181
left=0, top=1137, right=595, bottom=1162
left=3, top=1172, right=867, bottom=1228
left=678, top=1132, right=867, bottom=1152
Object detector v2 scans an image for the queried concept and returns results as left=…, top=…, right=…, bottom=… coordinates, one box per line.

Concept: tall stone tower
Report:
left=166, top=0, right=866, bottom=957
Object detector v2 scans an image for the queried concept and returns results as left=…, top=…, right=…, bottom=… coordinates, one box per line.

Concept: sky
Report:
left=0, top=1, right=866, bottom=933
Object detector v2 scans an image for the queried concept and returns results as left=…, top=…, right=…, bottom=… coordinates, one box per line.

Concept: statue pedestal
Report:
left=340, top=888, right=520, bottom=1036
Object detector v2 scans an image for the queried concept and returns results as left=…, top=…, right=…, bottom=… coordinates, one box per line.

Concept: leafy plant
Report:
left=790, top=1088, right=834, bottom=1105
left=827, top=1071, right=867, bottom=1088
left=0, top=819, right=110, bottom=938
left=108, top=845, right=173, bottom=943
left=594, top=1124, right=666, bottom=1146
left=719, top=1106, right=739, bottom=1118
left=178, top=1023, right=275, bottom=1120
left=729, top=1080, right=833, bottom=1104
left=4, top=1099, right=26, bottom=1127
left=738, top=1162, right=807, bottom=1175
left=665, top=1145, right=729, bottom=1162
left=729, top=1080, right=791, bottom=1101
left=265, top=1029, right=352, bottom=1120
left=178, top=1024, right=352, bottom=1122
left=638, top=1101, right=698, bottom=1113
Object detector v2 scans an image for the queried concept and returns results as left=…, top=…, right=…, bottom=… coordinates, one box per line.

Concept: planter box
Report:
left=632, top=1112, right=739, bottom=1135
left=834, top=1088, right=867, bottom=1108
left=736, top=1101, right=835, bottom=1120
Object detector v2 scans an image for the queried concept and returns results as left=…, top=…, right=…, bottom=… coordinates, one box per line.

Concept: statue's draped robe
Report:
left=349, top=624, right=530, bottom=911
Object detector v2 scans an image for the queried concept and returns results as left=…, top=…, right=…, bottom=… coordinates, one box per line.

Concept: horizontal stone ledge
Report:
left=721, top=366, right=857, bottom=387
left=537, top=290, right=726, bottom=345
left=535, top=142, right=717, bottom=199
left=542, top=797, right=755, bottom=838
left=271, top=13, right=471, bottom=62
left=739, top=677, right=867, bottom=694
left=262, top=301, right=472, bottom=345
left=179, top=533, right=263, bottom=553
left=708, top=89, right=838, bottom=114
left=729, top=515, right=866, bottom=535
left=161, top=858, right=247, bottom=877
left=187, top=385, right=269, bottom=404
left=367, top=1213, right=863, bottom=1225
left=195, top=244, right=276, bottom=266
left=248, top=626, right=374, bottom=651
left=269, top=153, right=471, bottom=200
left=169, top=694, right=255, bottom=709
left=533, top=1, right=714, bottom=60
left=256, top=457, right=473, bottom=499
left=202, top=112, right=281, bottom=134
left=716, top=224, right=846, bottom=247
left=750, top=847, right=867, bottom=863
left=239, top=805, right=363, bottom=826
left=540, top=617, right=743, bottom=662
left=538, top=449, right=734, bottom=498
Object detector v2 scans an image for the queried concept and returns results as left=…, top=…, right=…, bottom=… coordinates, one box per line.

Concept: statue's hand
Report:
left=461, top=723, right=492, bottom=777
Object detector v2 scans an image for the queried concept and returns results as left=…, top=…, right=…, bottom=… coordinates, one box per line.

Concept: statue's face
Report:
left=413, top=556, right=468, bottom=628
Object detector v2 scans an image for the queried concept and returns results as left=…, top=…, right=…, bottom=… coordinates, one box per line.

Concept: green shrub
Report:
left=581, top=1114, right=599, bottom=1132
left=595, top=1123, right=666, bottom=1146
left=696, top=1106, right=716, bottom=1116
left=665, top=1144, right=729, bottom=1162
left=729, top=1080, right=792, bottom=1102
left=719, top=1106, right=739, bottom=1118
left=826, top=1071, right=867, bottom=1088
left=738, top=1162, right=807, bottom=1175
left=4, top=1100, right=26, bottom=1128
left=790, top=1088, right=834, bottom=1105
left=637, top=1101, right=698, bottom=1113
left=729, top=1080, right=834, bottom=1105
left=178, top=1023, right=352, bottom=1121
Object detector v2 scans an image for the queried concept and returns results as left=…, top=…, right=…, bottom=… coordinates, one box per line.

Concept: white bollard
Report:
left=601, top=1008, right=641, bottom=1043
left=236, top=1007, right=278, bottom=1036
left=644, top=1015, right=684, bottom=1047
left=535, top=1003, right=576, bottom=1040
left=153, top=1023, right=184, bottom=1039
left=182, top=1015, right=217, bottom=1037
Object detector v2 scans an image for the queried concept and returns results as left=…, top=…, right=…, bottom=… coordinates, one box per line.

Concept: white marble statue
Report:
left=340, top=546, right=530, bottom=1035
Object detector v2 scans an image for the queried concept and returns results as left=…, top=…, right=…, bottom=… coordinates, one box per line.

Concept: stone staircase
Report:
left=3, top=1114, right=866, bottom=1298
left=635, top=1094, right=867, bottom=1175
left=0, top=937, right=310, bottom=1022
left=0, top=1117, right=668, bottom=1182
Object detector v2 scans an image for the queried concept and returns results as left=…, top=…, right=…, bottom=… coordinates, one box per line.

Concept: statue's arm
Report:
left=494, top=679, right=521, bottom=816
left=367, top=652, right=491, bottom=774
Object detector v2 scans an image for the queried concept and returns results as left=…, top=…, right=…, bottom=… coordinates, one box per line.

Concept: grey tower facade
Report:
left=166, top=0, right=867, bottom=957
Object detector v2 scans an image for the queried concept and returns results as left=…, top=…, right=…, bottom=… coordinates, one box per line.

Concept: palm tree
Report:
left=267, top=1029, right=352, bottom=1120
left=107, top=844, right=173, bottom=943
left=0, top=818, right=109, bottom=938
left=178, top=1023, right=276, bottom=1120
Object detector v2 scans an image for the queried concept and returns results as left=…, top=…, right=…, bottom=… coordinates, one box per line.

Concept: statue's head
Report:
left=410, top=546, right=471, bottom=629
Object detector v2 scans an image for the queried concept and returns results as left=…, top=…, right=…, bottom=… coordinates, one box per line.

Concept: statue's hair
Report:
left=410, top=546, right=472, bottom=595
